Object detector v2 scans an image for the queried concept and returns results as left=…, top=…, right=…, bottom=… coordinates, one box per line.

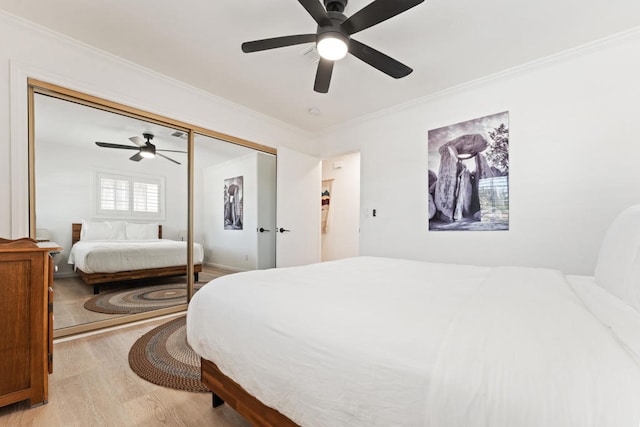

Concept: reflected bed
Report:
left=69, top=222, right=203, bottom=294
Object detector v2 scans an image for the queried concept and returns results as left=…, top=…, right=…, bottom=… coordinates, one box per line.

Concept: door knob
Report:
left=278, top=227, right=291, bottom=233
left=258, top=227, right=271, bottom=233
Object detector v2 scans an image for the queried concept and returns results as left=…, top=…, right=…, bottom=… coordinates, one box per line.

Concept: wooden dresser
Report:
left=0, top=238, right=58, bottom=408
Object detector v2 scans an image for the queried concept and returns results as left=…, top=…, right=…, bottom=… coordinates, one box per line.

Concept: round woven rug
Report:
left=84, top=284, right=199, bottom=314
left=128, top=316, right=209, bottom=392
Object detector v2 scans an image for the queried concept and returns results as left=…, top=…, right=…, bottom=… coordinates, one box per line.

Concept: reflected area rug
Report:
left=84, top=282, right=200, bottom=314
left=128, top=315, right=209, bottom=392
left=83, top=268, right=232, bottom=314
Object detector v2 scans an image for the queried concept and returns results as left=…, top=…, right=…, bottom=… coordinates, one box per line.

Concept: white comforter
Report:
left=68, top=239, right=204, bottom=273
left=186, top=256, right=640, bottom=427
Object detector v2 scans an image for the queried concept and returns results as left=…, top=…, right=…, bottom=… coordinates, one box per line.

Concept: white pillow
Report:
left=125, top=222, right=159, bottom=240
left=81, top=220, right=125, bottom=241
left=595, top=204, right=640, bottom=311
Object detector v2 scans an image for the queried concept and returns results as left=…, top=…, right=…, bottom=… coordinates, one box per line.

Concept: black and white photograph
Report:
left=428, top=111, right=509, bottom=231
left=224, top=175, right=243, bottom=230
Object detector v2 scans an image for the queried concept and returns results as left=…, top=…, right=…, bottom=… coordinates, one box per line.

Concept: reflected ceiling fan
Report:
left=95, top=133, right=186, bottom=165
left=241, top=0, right=424, bottom=93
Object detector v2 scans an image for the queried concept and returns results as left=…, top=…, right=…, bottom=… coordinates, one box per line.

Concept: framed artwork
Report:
left=428, top=111, right=509, bottom=231
left=321, top=179, right=333, bottom=233
left=224, top=176, right=243, bottom=230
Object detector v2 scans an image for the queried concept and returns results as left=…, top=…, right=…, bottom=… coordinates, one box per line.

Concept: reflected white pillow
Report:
left=595, top=204, right=640, bottom=312
left=81, top=220, right=125, bottom=241
left=125, top=222, right=159, bottom=240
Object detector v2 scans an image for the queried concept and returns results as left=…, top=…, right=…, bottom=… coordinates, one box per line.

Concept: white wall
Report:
left=193, top=142, right=238, bottom=255
left=0, top=11, right=315, bottom=239
left=5, top=12, right=639, bottom=276
left=321, top=152, right=360, bottom=261
left=316, top=30, right=640, bottom=275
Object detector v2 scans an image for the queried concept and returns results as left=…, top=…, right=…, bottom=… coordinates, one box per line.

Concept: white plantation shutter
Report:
left=95, top=171, right=164, bottom=219
left=100, top=178, right=130, bottom=211
left=133, top=182, right=159, bottom=213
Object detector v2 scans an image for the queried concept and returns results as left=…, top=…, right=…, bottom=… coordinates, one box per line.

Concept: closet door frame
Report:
left=27, top=79, right=276, bottom=338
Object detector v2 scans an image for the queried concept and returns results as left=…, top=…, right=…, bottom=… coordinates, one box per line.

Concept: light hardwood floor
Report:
left=0, top=316, right=252, bottom=427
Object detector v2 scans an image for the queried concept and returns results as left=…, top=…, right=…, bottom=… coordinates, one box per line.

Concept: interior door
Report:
left=276, top=146, right=321, bottom=267
left=256, top=152, right=277, bottom=269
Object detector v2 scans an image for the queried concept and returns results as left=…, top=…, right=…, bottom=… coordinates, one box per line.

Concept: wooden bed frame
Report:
left=201, top=358, right=300, bottom=427
left=71, top=223, right=202, bottom=294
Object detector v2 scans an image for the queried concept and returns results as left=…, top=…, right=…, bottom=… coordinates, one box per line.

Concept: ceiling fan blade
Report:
left=129, top=152, right=143, bottom=162
left=156, top=149, right=187, bottom=153
left=314, top=58, right=334, bottom=93
left=298, top=0, right=332, bottom=27
left=157, top=153, right=181, bottom=165
left=341, top=0, right=424, bottom=35
left=129, top=136, right=146, bottom=147
left=349, top=39, right=413, bottom=78
left=95, top=141, right=139, bottom=150
left=242, top=34, right=316, bottom=53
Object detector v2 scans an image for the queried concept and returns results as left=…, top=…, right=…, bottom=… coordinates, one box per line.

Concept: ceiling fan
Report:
left=95, top=133, right=186, bottom=165
left=241, top=0, right=424, bottom=93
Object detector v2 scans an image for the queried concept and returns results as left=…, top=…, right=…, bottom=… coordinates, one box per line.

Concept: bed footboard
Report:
left=200, top=358, right=300, bottom=427
left=77, top=264, right=203, bottom=294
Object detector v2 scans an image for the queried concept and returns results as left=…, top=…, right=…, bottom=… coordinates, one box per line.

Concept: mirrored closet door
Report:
left=30, top=82, right=278, bottom=337
left=33, top=93, right=189, bottom=333
left=192, top=133, right=276, bottom=277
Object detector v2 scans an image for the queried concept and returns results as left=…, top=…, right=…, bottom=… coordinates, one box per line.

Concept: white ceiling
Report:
left=3, top=0, right=640, bottom=133
left=34, top=93, right=258, bottom=163
left=34, top=94, right=186, bottom=152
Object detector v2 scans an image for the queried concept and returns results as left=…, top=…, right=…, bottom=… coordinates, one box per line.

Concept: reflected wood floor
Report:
left=54, top=266, right=235, bottom=330
left=0, top=317, right=252, bottom=427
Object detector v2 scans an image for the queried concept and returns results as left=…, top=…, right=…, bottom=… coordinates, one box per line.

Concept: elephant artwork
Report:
left=427, top=112, right=510, bottom=231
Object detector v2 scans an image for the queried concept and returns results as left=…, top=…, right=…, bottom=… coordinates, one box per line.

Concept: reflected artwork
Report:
left=224, top=176, right=244, bottom=230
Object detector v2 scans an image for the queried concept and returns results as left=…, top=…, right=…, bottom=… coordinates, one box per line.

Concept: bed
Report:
left=69, top=221, right=204, bottom=294
left=186, top=205, right=640, bottom=427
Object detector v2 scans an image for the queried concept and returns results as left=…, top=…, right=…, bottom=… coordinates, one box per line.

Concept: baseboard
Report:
left=54, top=271, right=78, bottom=279
left=204, top=261, right=246, bottom=273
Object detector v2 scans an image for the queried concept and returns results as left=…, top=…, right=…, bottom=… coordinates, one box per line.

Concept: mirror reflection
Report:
left=193, top=134, right=276, bottom=273
left=33, top=93, right=277, bottom=334
left=34, top=93, right=190, bottom=331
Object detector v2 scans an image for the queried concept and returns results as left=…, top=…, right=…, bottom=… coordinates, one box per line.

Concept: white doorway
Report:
left=321, top=152, right=360, bottom=261
left=276, top=146, right=321, bottom=267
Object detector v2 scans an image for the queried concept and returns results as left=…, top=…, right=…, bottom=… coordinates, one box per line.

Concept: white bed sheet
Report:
left=568, top=274, right=640, bottom=364
left=187, top=257, right=640, bottom=427
left=68, top=239, right=204, bottom=273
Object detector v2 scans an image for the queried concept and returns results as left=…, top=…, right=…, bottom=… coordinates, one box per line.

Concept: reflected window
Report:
left=95, top=170, right=165, bottom=220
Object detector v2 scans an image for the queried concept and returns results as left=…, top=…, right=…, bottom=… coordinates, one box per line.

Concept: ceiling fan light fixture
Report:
left=241, top=0, right=423, bottom=91
left=317, top=32, right=348, bottom=61
left=140, top=145, right=156, bottom=158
